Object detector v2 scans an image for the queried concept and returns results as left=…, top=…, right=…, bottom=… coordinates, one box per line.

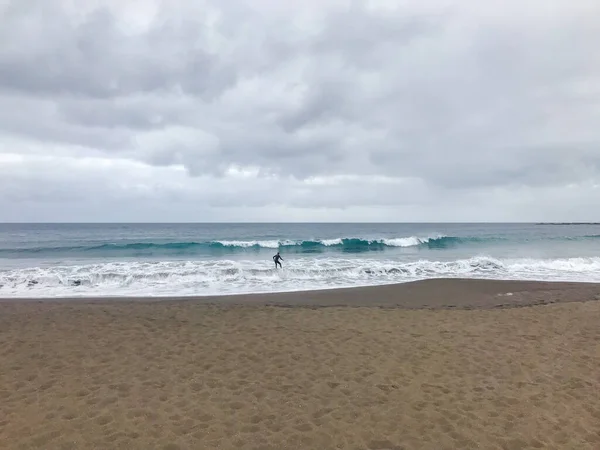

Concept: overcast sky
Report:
left=1, top=0, right=599, bottom=222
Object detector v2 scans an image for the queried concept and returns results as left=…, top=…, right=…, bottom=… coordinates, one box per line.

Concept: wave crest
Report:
left=0, top=235, right=448, bottom=255
left=4, top=233, right=600, bottom=257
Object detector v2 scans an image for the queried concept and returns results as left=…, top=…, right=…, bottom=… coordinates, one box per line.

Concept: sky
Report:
left=1, top=0, right=599, bottom=222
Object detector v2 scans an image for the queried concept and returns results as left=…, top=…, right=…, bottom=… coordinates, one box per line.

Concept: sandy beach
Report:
left=1, top=279, right=600, bottom=449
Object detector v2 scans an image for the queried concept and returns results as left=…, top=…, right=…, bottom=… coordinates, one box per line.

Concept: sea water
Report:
left=1, top=223, right=600, bottom=298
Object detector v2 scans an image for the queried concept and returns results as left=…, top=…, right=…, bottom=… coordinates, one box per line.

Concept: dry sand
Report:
left=1, top=279, right=600, bottom=450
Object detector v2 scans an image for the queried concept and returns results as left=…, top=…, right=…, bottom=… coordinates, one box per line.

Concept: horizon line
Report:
left=2, top=221, right=600, bottom=225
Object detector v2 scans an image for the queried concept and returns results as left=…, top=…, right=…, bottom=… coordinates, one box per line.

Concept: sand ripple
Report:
left=0, top=299, right=599, bottom=449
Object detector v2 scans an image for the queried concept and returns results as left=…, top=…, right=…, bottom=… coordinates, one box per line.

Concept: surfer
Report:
left=273, top=252, right=283, bottom=269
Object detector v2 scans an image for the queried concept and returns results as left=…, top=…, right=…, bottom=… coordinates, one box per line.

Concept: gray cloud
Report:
left=1, top=0, right=600, bottom=221
left=0, top=1, right=239, bottom=99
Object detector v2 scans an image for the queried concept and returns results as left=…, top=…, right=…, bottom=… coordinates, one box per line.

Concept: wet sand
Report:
left=1, top=279, right=600, bottom=449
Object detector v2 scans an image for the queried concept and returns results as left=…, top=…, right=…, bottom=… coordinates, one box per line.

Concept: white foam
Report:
left=381, top=235, right=441, bottom=247
left=216, top=240, right=282, bottom=248
left=213, top=235, right=443, bottom=248
left=320, top=238, right=343, bottom=246
left=2, top=256, right=600, bottom=298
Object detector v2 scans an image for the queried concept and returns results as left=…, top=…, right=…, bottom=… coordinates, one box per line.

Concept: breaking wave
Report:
left=5, top=233, right=600, bottom=258
left=0, top=235, right=513, bottom=257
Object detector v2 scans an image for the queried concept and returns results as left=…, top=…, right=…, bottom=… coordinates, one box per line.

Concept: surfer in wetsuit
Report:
left=273, top=252, right=283, bottom=268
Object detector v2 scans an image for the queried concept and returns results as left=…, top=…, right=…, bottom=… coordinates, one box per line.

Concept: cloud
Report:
left=1, top=0, right=599, bottom=221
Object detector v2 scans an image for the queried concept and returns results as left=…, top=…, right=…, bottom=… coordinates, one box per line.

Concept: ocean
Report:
left=1, top=223, right=600, bottom=298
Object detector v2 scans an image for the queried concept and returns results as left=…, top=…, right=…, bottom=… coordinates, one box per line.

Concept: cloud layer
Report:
left=1, top=0, right=599, bottom=221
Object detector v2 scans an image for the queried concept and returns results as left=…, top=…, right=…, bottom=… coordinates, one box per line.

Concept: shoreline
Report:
left=3, top=277, right=600, bottom=310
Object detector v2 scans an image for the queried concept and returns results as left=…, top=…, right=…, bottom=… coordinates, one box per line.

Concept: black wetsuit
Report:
left=273, top=253, right=283, bottom=268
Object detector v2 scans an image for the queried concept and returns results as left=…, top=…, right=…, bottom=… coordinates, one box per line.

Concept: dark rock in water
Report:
left=72, top=280, right=82, bottom=286
left=28, top=280, right=39, bottom=287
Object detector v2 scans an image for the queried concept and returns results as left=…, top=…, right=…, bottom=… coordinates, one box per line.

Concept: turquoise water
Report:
left=1, top=223, right=600, bottom=297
